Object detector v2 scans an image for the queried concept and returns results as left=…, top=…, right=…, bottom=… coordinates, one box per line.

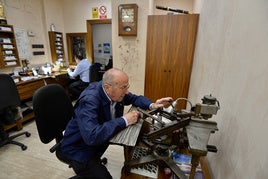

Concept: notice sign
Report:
left=92, top=7, right=98, bottom=19
left=99, top=5, right=107, bottom=19
left=103, top=43, right=110, bottom=54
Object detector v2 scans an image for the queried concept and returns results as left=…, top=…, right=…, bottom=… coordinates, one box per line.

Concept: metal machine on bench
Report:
left=119, top=95, right=220, bottom=179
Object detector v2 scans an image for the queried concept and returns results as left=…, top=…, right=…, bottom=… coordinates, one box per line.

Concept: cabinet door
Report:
left=145, top=14, right=199, bottom=109
left=145, top=15, right=171, bottom=100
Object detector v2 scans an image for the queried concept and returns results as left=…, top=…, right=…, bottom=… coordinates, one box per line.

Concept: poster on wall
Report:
left=103, top=43, right=110, bottom=54
left=14, top=28, right=31, bottom=59
left=94, top=43, right=111, bottom=65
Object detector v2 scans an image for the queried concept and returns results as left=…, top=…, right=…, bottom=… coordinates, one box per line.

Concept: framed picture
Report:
left=66, top=33, right=89, bottom=65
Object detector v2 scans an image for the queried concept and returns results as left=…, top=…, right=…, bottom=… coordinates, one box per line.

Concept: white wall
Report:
left=111, top=0, right=193, bottom=95
left=62, top=0, right=112, bottom=33
left=111, top=0, right=150, bottom=95
left=2, top=0, right=51, bottom=72
left=190, top=0, right=268, bottom=178
left=154, top=0, right=193, bottom=14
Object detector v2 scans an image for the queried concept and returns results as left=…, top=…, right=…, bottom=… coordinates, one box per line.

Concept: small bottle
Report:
left=164, top=167, right=172, bottom=179
left=32, top=68, right=38, bottom=76
left=50, top=23, right=56, bottom=31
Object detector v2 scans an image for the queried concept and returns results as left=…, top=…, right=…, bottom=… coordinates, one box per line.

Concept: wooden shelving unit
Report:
left=0, top=24, right=20, bottom=68
left=3, top=112, right=34, bottom=131
left=48, top=31, right=65, bottom=63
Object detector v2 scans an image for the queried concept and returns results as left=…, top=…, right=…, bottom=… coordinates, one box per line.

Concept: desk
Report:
left=15, top=72, right=70, bottom=101
left=16, top=78, right=45, bottom=101
left=3, top=72, right=70, bottom=131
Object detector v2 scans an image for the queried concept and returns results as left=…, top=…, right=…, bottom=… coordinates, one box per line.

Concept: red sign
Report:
left=99, top=6, right=107, bottom=15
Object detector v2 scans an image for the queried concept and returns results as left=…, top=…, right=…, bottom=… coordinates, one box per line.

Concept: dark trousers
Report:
left=56, top=145, right=112, bottom=179
left=70, top=159, right=112, bottom=179
left=69, top=79, right=89, bottom=100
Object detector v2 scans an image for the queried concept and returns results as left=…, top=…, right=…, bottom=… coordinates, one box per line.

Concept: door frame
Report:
left=86, top=19, right=112, bottom=63
left=66, top=32, right=89, bottom=65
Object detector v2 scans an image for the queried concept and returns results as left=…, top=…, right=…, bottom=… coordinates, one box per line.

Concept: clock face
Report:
left=121, top=8, right=134, bottom=23
left=118, top=4, right=138, bottom=36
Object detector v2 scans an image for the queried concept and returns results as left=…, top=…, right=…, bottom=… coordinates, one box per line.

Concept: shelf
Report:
left=48, top=31, right=65, bottom=63
left=3, top=111, right=34, bottom=132
left=0, top=24, right=20, bottom=69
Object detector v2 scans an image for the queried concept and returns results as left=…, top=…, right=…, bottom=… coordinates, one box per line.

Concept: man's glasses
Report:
left=118, top=83, right=130, bottom=91
left=107, top=83, right=130, bottom=91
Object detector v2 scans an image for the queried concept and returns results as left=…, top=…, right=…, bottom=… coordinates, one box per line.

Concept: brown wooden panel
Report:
left=16, top=78, right=45, bottom=101
left=0, top=24, right=21, bottom=68
left=48, top=31, right=65, bottom=63
left=145, top=14, right=199, bottom=109
left=45, top=73, right=70, bottom=95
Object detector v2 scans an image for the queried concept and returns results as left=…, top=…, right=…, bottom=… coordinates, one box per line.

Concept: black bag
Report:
left=0, top=106, right=18, bottom=125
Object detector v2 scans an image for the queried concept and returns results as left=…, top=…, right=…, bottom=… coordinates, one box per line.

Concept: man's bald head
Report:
left=102, top=68, right=128, bottom=86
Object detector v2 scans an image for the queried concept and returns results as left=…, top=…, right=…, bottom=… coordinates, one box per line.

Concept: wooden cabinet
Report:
left=48, top=31, right=65, bottom=63
left=0, top=24, right=20, bottom=68
left=45, top=73, right=70, bottom=95
left=66, top=33, right=88, bottom=65
left=144, top=14, right=199, bottom=109
left=16, top=78, right=45, bottom=101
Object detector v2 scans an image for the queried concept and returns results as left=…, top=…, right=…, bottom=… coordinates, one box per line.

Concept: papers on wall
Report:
left=94, top=43, right=111, bottom=65
left=14, top=28, right=31, bottom=59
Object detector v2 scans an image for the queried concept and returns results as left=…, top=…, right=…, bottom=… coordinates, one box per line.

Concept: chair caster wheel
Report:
left=21, top=145, right=27, bottom=150
left=26, top=132, right=31, bottom=137
left=101, top=157, right=107, bottom=165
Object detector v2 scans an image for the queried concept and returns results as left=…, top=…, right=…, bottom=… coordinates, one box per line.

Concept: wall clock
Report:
left=118, top=4, right=138, bottom=36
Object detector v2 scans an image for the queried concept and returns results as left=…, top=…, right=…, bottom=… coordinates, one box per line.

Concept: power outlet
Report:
left=27, top=30, right=35, bottom=37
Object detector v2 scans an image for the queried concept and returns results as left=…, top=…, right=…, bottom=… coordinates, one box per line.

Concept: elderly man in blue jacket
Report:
left=61, top=68, right=172, bottom=178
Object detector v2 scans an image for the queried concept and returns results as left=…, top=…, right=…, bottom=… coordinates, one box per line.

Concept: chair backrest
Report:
left=0, top=74, right=21, bottom=125
left=90, top=63, right=102, bottom=82
left=0, top=74, right=21, bottom=109
left=33, top=84, right=73, bottom=144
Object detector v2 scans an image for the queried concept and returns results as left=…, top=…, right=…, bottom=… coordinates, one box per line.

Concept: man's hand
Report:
left=68, top=65, right=76, bottom=71
left=124, top=110, right=140, bottom=126
left=69, top=65, right=76, bottom=69
left=151, top=97, right=173, bottom=109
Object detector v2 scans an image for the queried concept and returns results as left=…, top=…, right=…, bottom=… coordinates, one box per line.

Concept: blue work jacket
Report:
left=61, top=81, right=152, bottom=163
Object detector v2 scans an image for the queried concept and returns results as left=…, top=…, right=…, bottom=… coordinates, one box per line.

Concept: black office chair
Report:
left=89, top=63, right=103, bottom=82
left=33, top=84, right=107, bottom=179
left=33, top=84, right=83, bottom=178
left=0, top=74, right=31, bottom=151
left=33, top=84, right=73, bottom=160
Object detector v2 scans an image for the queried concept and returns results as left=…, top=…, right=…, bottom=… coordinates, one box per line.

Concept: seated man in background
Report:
left=60, top=68, right=172, bottom=178
left=67, top=50, right=91, bottom=100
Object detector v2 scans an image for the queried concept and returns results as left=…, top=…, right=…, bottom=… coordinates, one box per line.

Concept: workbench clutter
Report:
left=116, top=95, right=220, bottom=179
left=33, top=62, right=67, bottom=76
